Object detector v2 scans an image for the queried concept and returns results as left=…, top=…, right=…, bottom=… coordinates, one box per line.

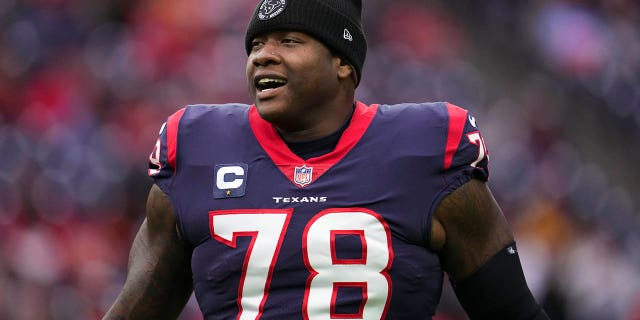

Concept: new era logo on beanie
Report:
left=343, top=28, right=353, bottom=41
left=245, top=0, right=367, bottom=85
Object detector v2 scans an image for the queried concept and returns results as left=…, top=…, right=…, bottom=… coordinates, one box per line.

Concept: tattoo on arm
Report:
left=103, top=185, right=193, bottom=320
left=433, top=179, right=513, bottom=281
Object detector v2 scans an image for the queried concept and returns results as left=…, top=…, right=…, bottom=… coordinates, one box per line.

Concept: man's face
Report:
left=246, top=31, right=342, bottom=132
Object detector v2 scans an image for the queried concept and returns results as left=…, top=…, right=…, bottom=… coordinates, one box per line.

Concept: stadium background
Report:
left=0, top=0, right=638, bottom=319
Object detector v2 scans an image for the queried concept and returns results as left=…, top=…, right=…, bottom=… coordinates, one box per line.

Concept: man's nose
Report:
left=251, top=42, right=281, bottom=66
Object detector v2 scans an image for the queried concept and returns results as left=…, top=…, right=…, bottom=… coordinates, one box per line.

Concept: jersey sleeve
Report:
left=440, top=102, right=490, bottom=192
left=147, top=107, right=186, bottom=196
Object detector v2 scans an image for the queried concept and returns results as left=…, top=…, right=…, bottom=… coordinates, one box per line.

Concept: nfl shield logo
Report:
left=294, top=165, right=313, bottom=187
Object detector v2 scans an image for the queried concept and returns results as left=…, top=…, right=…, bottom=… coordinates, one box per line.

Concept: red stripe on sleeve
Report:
left=166, top=108, right=186, bottom=172
left=443, top=103, right=468, bottom=170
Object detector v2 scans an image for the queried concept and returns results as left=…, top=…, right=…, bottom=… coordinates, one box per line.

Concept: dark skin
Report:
left=430, top=179, right=514, bottom=280
left=103, top=31, right=515, bottom=319
left=247, top=31, right=355, bottom=142
left=102, top=185, right=193, bottom=319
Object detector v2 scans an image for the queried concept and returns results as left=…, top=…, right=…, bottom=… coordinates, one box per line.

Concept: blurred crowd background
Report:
left=0, top=0, right=638, bottom=319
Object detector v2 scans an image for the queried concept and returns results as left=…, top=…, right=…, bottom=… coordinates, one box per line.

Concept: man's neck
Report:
left=277, top=101, right=356, bottom=143
left=284, top=105, right=354, bottom=160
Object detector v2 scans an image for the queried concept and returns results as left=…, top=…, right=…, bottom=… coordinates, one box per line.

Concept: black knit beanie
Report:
left=245, top=0, right=367, bottom=85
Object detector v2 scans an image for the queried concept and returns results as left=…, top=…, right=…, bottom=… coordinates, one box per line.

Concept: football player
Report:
left=104, top=0, right=549, bottom=319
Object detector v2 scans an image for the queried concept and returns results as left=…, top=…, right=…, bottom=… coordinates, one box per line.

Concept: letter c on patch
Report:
left=214, top=164, right=248, bottom=198
left=216, top=166, right=245, bottom=189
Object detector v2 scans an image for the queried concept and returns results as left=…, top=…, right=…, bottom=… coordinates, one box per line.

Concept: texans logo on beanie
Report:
left=257, top=0, right=287, bottom=20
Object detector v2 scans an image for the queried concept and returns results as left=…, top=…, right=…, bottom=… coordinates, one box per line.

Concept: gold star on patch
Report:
left=226, top=190, right=232, bottom=196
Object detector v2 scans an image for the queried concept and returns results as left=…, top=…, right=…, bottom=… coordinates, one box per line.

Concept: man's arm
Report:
left=103, top=184, right=193, bottom=320
left=431, top=179, right=513, bottom=278
left=431, top=179, right=549, bottom=319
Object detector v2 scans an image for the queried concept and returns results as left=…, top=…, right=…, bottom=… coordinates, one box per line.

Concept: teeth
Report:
left=258, top=78, right=286, bottom=86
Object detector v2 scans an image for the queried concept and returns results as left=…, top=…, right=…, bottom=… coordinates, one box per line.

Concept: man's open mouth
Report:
left=256, top=77, right=287, bottom=92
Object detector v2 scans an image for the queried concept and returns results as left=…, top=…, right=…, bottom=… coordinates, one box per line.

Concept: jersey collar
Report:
left=249, top=101, right=378, bottom=188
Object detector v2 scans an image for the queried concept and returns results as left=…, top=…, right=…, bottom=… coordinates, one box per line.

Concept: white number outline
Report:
left=467, top=131, right=488, bottom=167
left=302, top=208, right=393, bottom=320
left=209, top=208, right=394, bottom=320
left=209, top=209, right=293, bottom=320
left=148, top=138, right=162, bottom=176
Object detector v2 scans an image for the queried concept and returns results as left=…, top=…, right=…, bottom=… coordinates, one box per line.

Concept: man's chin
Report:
left=255, top=101, right=286, bottom=123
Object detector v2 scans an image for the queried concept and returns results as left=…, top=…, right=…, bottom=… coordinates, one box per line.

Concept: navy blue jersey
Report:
left=148, top=101, right=489, bottom=319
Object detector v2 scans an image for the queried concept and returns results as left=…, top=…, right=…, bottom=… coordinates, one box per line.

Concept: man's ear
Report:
left=337, top=58, right=357, bottom=84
